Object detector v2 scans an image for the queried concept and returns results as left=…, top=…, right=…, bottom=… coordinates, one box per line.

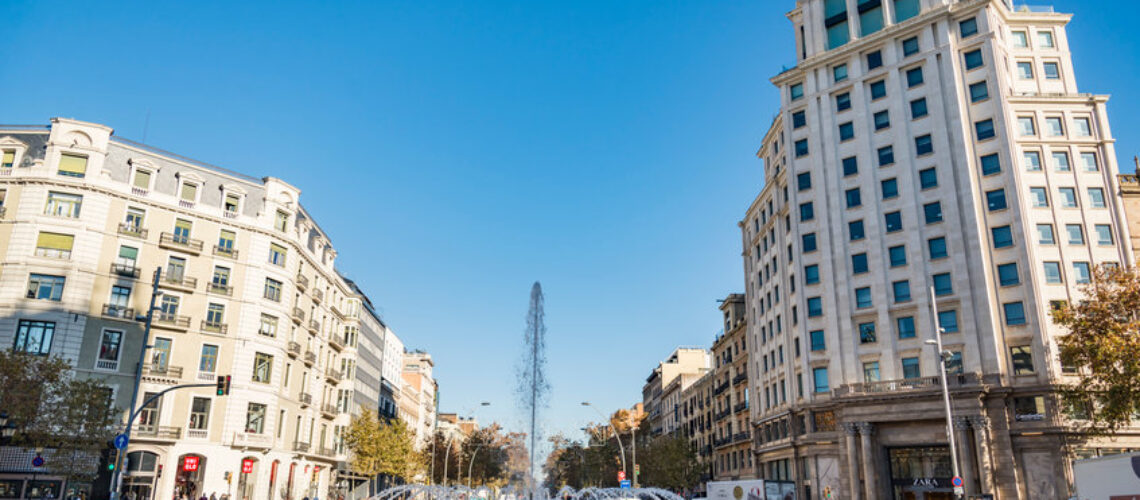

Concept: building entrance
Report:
left=888, top=446, right=956, bottom=500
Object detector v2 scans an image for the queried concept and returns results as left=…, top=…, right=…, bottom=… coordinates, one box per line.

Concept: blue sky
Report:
left=2, top=0, right=1137, bottom=449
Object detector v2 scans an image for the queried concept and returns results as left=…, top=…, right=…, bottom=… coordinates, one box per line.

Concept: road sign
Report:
left=617, top=471, right=626, bottom=481
left=953, top=486, right=964, bottom=495
left=31, top=455, right=44, bottom=468
left=113, top=434, right=129, bottom=450
left=619, top=480, right=631, bottom=490
left=952, top=476, right=964, bottom=488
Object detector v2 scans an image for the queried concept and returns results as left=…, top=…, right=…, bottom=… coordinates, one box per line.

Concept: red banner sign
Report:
left=183, top=456, right=199, bottom=472
left=242, top=458, right=254, bottom=474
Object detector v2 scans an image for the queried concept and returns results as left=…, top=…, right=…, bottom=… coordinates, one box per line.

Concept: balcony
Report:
left=197, top=371, right=216, bottom=382
left=159, top=232, right=203, bottom=254
left=110, top=262, right=140, bottom=278
left=160, top=273, right=197, bottom=293
left=321, top=404, right=338, bottom=419
left=292, top=441, right=310, bottom=453
left=734, top=432, right=751, bottom=444
left=133, top=425, right=182, bottom=441
left=299, top=392, right=312, bottom=407
left=207, top=281, right=233, bottom=296
left=308, top=319, right=320, bottom=334
left=296, top=274, right=309, bottom=291
left=291, top=307, right=305, bottom=324
left=312, top=289, right=324, bottom=303
left=118, top=222, right=148, bottom=239
left=287, top=341, right=302, bottom=357
left=223, top=209, right=239, bottom=220
left=201, top=320, right=228, bottom=335
left=733, top=372, right=748, bottom=386
left=328, top=333, right=346, bottom=351
left=142, top=363, right=183, bottom=381
left=325, top=368, right=343, bottom=384
left=213, top=245, right=239, bottom=259
left=152, top=313, right=191, bottom=331
left=713, top=382, right=730, bottom=395
left=316, top=446, right=336, bottom=457
left=231, top=431, right=272, bottom=450
left=303, top=351, right=317, bottom=366
left=832, top=372, right=997, bottom=398
left=715, top=409, right=730, bottom=421
left=330, top=303, right=346, bottom=321
left=734, top=402, right=749, bottom=414
left=101, top=304, right=136, bottom=321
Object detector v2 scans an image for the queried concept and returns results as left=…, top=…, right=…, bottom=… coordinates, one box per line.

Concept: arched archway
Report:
left=267, top=460, right=280, bottom=500
left=237, top=457, right=261, bottom=500
left=124, top=451, right=161, bottom=500
left=175, top=454, right=207, bottom=500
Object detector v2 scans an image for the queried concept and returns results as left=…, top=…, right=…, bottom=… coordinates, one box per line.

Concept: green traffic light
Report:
left=107, top=463, right=115, bottom=471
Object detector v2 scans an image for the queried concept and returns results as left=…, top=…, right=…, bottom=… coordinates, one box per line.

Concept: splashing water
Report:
left=369, top=485, right=684, bottom=500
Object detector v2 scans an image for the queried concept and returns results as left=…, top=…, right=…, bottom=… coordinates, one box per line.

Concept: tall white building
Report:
left=742, top=1, right=1137, bottom=499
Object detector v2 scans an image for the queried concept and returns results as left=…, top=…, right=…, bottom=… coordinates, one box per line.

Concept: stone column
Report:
left=858, top=422, right=876, bottom=500
left=955, top=417, right=977, bottom=497
left=844, top=423, right=862, bottom=500
left=970, top=415, right=995, bottom=494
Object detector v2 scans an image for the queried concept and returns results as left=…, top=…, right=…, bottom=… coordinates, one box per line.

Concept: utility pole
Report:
left=630, top=416, right=638, bottom=489
left=110, top=267, right=162, bottom=500
left=929, top=287, right=962, bottom=499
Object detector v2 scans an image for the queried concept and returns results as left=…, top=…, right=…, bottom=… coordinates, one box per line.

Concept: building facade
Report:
left=679, top=372, right=715, bottom=493
left=711, top=294, right=755, bottom=481
left=400, top=351, right=437, bottom=451
left=743, top=1, right=1138, bottom=499
left=1120, top=165, right=1140, bottom=258
left=642, top=348, right=711, bottom=437
left=0, top=118, right=387, bottom=500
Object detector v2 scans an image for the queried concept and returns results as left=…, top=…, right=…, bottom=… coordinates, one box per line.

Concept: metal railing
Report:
left=133, top=425, right=182, bottom=440
left=153, top=313, right=191, bottom=330
left=833, top=372, right=995, bottom=397
left=102, top=304, right=135, bottom=320
left=110, top=262, right=141, bottom=278
left=287, top=342, right=302, bottom=357
left=159, top=232, right=204, bottom=253
left=312, top=289, right=324, bottom=302
left=292, top=441, right=310, bottom=453
left=299, top=392, right=313, bottom=406
left=325, top=368, right=343, bottom=384
left=292, top=307, right=305, bottom=323
left=303, top=351, right=317, bottom=365
left=213, top=245, right=238, bottom=259
left=321, top=404, right=339, bottom=417
left=328, top=333, right=346, bottom=350
left=142, top=364, right=183, bottom=379
left=296, top=274, right=309, bottom=290
left=309, top=319, right=321, bottom=333
left=201, top=320, right=227, bottom=334
left=118, top=223, right=148, bottom=239
left=162, top=274, right=198, bottom=291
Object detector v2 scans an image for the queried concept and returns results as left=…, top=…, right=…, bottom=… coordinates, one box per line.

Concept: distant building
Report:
left=1120, top=162, right=1140, bottom=258
left=679, top=372, right=715, bottom=492
left=401, top=351, right=437, bottom=450
left=642, top=347, right=711, bottom=436
left=712, top=294, right=754, bottom=481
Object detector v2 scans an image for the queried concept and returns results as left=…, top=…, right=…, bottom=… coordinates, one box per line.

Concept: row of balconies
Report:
left=733, top=372, right=748, bottom=386
left=228, top=432, right=337, bottom=457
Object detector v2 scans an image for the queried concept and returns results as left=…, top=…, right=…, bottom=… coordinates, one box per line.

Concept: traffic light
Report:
left=105, top=449, right=119, bottom=471
left=216, top=375, right=231, bottom=396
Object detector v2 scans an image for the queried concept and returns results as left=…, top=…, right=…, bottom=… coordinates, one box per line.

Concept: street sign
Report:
left=31, top=455, right=44, bottom=468
left=617, top=471, right=626, bottom=481
left=619, top=480, right=631, bottom=490
left=113, top=434, right=129, bottom=450
left=954, top=486, right=964, bottom=495
left=183, top=456, right=199, bottom=472
left=241, top=458, right=254, bottom=474
left=952, top=476, right=964, bottom=488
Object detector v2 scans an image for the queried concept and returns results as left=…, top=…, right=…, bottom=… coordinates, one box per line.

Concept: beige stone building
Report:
left=401, top=351, right=437, bottom=450
left=1120, top=162, right=1140, bottom=257
left=679, top=372, right=715, bottom=492
left=642, top=347, right=710, bottom=437
left=711, top=294, right=755, bottom=481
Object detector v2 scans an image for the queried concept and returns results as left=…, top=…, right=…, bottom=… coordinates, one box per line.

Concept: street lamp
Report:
left=928, top=286, right=962, bottom=499
left=581, top=402, right=626, bottom=483
left=446, top=402, right=489, bottom=487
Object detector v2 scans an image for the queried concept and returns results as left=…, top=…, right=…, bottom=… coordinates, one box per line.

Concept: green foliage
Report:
left=637, top=433, right=701, bottom=490
left=344, top=410, right=424, bottom=481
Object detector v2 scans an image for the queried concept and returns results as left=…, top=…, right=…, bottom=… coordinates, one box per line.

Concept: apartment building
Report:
left=679, top=373, right=715, bottom=493
left=711, top=294, right=755, bottom=481
left=401, top=351, right=437, bottom=450
left=641, top=347, right=711, bottom=436
left=1120, top=162, right=1140, bottom=257
left=742, top=1, right=1138, bottom=499
left=0, top=118, right=381, bottom=500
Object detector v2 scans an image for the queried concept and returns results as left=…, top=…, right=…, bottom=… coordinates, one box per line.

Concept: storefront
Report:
left=0, top=447, right=94, bottom=500
left=122, top=451, right=160, bottom=500
left=888, top=447, right=956, bottom=500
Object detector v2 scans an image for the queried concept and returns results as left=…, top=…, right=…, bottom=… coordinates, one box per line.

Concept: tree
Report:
left=1053, top=265, right=1140, bottom=433
left=427, top=431, right=463, bottom=484
left=344, top=411, right=424, bottom=488
left=637, top=433, right=701, bottom=491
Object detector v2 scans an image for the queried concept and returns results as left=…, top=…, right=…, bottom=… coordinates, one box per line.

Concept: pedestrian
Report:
left=210, top=493, right=217, bottom=500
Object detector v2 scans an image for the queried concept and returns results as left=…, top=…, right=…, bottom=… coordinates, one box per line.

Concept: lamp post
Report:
left=445, top=402, right=489, bottom=486
left=581, top=402, right=626, bottom=483
left=928, top=287, right=962, bottom=499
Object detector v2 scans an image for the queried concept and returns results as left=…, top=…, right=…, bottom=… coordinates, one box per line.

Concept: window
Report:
left=849, top=220, right=866, bottom=241
left=885, top=211, right=903, bottom=232
left=902, top=36, right=920, bottom=56
left=910, top=98, right=928, bottom=119
left=97, top=330, right=123, bottom=368
left=109, top=285, right=131, bottom=310
left=246, top=403, right=267, bottom=433
left=189, top=397, right=211, bottom=431
left=825, top=0, right=851, bottom=49
left=980, top=154, right=1001, bottom=176
left=1039, top=224, right=1053, bottom=246
left=964, top=50, right=984, bottom=70
left=893, top=281, right=912, bottom=302
left=1046, top=117, right=1064, bottom=137
left=1014, top=396, right=1046, bottom=422
left=26, top=274, right=65, bottom=301
left=969, top=81, right=989, bottom=102
left=915, top=135, right=933, bottom=155
left=800, top=202, right=814, bottom=221
left=269, top=243, right=287, bottom=266
left=199, top=344, right=219, bottom=373
left=1011, top=345, right=1035, bottom=374
left=881, top=178, right=898, bottom=199
left=975, top=119, right=996, bottom=141
left=206, top=303, right=225, bottom=327
left=805, top=265, right=820, bottom=285
left=13, top=320, right=55, bottom=355
left=45, top=192, right=82, bottom=218
left=1018, top=117, right=1036, bottom=136
left=1043, top=62, right=1060, bottom=80
left=180, top=182, right=198, bottom=203
left=906, top=67, right=924, bottom=87
left=856, top=287, right=873, bottom=309
left=1073, top=262, right=1092, bottom=284
left=253, top=353, right=273, bottom=383
left=874, top=111, right=891, bottom=130
left=812, top=368, right=829, bottom=393
left=897, top=316, right=917, bottom=339
left=1004, top=302, right=1027, bottom=326
left=218, top=230, right=236, bottom=253
left=986, top=189, right=1007, bottom=211
left=224, top=193, right=241, bottom=214
left=1080, top=152, right=1099, bottom=172
left=947, top=352, right=964, bottom=375
left=1037, top=30, right=1055, bottom=48
left=264, top=278, right=283, bottom=302
left=845, top=188, right=862, bottom=208
left=1029, top=187, right=1049, bottom=207
left=901, top=357, right=921, bottom=379
left=842, top=156, right=858, bottom=176
left=938, top=310, right=959, bottom=333
left=1095, top=224, right=1114, bottom=245
left=997, top=263, right=1020, bottom=286
left=870, top=80, right=887, bottom=100
left=888, top=245, right=907, bottom=267
left=867, top=50, right=883, bottom=70
left=35, top=232, right=74, bottom=259
left=807, top=297, right=823, bottom=317
left=173, top=219, right=193, bottom=243
left=810, top=330, right=826, bottom=351
left=1017, top=62, right=1034, bottom=79
left=933, top=273, right=953, bottom=296
left=1023, top=151, right=1042, bottom=171
left=1, top=150, right=14, bottom=168
left=928, top=237, right=948, bottom=259
left=1012, top=31, right=1029, bottom=48
left=852, top=253, right=869, bottom=274
left=792, top=111, right=806, bottom=129
left=923, top=202, right=943, bottom=224
left=57, top=153, right=88, bottom=178
left=836, top=93, right=852, bottom=112
left=839, top=122, right=855, bottom=141
left=833, top=64, right=849, bottom=82
left=795, top=139, right=809, bottom=158
left=959, top=17, right=978, bottom=37
left=1074, top=118, right=1093, bottom=137
left=894, top=0, right=920, bottom=21
left=863, top=361, right=881, bottom=383
left=259, top=314, right=278, bottom=337
left=878, top=146, right=894, bottom=166
left=858, top=322, right=876, bottom=342
left=992, top=225, right=1014, bottom=248
left=790, top=83, right=805, bottom=101
left=919, top=167, right=937, bottom=189
left=802, top=233, right=818, bottom=252
left=1068, top=224, right=1088, bottom=245
left=125, top=207, right=146, bottom=230
left=859, top=1, right=884, bottom=36
left=1058, top=187, right=1078, bottom=208
left=132, top=169, right=152, bottom=190
left=1043, top=262, right=1063, bottom=284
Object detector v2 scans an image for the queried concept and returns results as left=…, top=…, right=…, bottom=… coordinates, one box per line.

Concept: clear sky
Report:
left=2, top=0, right=1137, bottom=452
